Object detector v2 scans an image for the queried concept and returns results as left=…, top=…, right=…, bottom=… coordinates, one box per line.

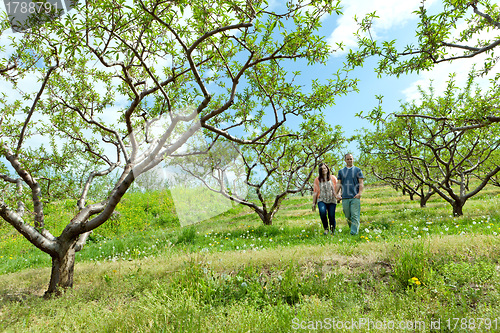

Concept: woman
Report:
left=312, top=162, right=338, bottom=235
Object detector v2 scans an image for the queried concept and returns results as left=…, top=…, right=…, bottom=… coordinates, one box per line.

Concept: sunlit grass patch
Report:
left=3, top=234, right=500, bottom=332
left=1, top=184, right=500, bottom=331
left=1, top=184, right=499, bottom=275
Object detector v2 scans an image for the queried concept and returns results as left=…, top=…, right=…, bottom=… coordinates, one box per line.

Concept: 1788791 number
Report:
left=5, top=1, right=58, bottom=14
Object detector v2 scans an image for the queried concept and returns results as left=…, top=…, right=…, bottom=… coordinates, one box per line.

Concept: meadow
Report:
left=0, top=184, right=500, bottom=332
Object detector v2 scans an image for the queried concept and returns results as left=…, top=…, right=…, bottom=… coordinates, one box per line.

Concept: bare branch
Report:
left=0, top=200, right=58, bottom=255
left=16, top=65, right=57, bottom=155
left=77, top=163, right=119, bottom=210
left=395, top=113, right=500, bottom=131
left=2, top=144, right=45, bottom=228
left=394, top=113, right=449, bottom=121
left=471, top=3, right=500, bottom=29
left=0, top=63, right=17, bottom=74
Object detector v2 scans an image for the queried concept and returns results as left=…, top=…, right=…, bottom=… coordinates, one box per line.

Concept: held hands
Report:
left=354, top=193, right=361, bottom=199
left=312, top=203, right=316, bottom=212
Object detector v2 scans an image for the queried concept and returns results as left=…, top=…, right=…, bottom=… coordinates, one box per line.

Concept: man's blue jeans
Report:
left=342, top=198, right=361, bottom=235
left=317, top=201, right=336, bottom=232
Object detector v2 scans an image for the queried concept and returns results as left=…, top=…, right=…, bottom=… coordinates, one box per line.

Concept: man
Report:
left=335, top=153, right=364, bottom=235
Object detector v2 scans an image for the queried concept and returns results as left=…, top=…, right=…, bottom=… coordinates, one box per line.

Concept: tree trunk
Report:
left=452, top=201, right=465, bottom=217
left=418, top=186, right=434, bottom=208
left=419, top=192, right=433, bottom=208
left=256, top=210, right=273, bottom=225
left=408, top=192, right=414, bottom=201
left=262, top=217, right=272, bottom=225
left=45, top=244, right=76, bottom=297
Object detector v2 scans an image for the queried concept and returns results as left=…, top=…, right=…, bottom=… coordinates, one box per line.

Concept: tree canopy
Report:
left=0, top=0, right=356, bottom=295
left=359, top=75, right=500, bottom=216
left=350, top=0, right=500, bottom=76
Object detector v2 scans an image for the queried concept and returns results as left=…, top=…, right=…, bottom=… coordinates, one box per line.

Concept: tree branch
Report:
left=2, top=144, right=45, bottom=229
left=16, top=65, right=57, bottom=155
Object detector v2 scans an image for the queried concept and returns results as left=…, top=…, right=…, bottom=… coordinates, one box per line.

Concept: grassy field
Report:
left=0, top=184, right=500, bottom=332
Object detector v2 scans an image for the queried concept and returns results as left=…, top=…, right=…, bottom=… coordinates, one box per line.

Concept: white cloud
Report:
left=326, top=1, right=500, bottom=103
left=402, top=58, right=497, bottom=103
left=328, top=0, right=437, bottom=52
left=403, top=26, right=500, bottom=102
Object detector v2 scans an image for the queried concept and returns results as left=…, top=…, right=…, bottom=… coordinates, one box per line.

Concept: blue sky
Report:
left=310, top=0, right=499, bottom=157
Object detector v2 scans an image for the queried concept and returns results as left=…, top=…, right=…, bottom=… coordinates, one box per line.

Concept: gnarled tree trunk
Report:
left=420, top=195, right=429, bottom=208
left=452, top=201, right=465, bottom=217
left=256, top=210, right=274, bottom=225
left=419, top=188, right=434, bottom=208
left=45, top=241, right=77, bottom=297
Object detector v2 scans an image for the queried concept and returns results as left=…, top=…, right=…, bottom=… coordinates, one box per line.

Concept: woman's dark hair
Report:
left=318, top=162, right=331, bottom=182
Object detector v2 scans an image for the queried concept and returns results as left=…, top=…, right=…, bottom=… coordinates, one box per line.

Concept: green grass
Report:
left=1, top=185, right=500, bottom=332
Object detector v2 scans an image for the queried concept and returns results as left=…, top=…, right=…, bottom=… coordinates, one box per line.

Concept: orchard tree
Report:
left=361, top=76, right=500, bottom=216
left=168, top=115, right=345, bottom=225
left=358, top=127, right=436, bottom=207
left=0, top=0, right=357, bottom=295
left=350, top=0, right=500, bottom=127
left=358, top=144, right=435, bottom=207
left=351, top=0, right=500, bottom=75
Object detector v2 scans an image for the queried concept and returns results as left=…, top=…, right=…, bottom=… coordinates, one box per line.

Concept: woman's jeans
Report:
left=317, top=201, right=336, bottom=232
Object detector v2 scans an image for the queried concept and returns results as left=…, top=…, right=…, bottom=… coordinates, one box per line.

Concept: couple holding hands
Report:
left=312, top=154, right=364, bottom=236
